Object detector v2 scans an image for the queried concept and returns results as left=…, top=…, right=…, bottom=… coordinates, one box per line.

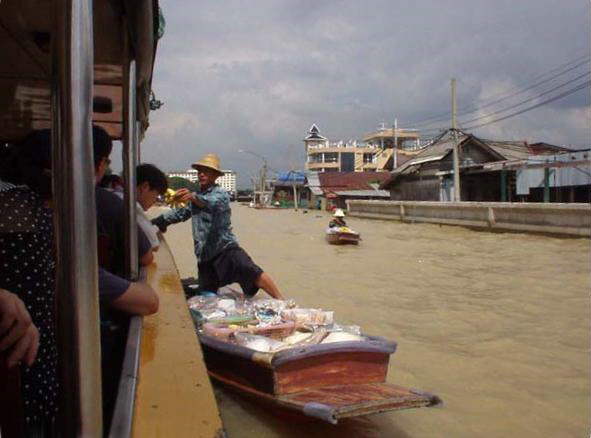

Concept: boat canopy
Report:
left=0, top=0, right=160, bottom=142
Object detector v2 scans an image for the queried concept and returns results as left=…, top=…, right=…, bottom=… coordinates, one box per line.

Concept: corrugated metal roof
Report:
left=305, top=171, right=323, bottom=195
left=516, top=150, right=591, bottom=194
left=380, top=130, right=565, bottom=189
left=318, top=171, right=390, bottom=193
left=334, top=189, right=390, bottom=198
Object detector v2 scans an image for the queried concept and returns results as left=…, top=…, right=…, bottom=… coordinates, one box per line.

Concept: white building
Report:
left=167, top=169, right=237, bottom=197
left=168, top=169, right=198, bottom=183
left=217, top=170, right=237, bottom=197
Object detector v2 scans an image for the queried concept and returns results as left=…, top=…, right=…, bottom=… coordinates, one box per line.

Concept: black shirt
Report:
left=95, top=187, right=151, bottom=277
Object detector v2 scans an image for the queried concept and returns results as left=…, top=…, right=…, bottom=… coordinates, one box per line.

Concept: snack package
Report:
left=280, top=308, right=334, bottom=326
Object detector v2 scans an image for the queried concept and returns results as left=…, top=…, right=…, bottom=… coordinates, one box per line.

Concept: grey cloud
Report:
left=133, top=0, right=590, bottom=185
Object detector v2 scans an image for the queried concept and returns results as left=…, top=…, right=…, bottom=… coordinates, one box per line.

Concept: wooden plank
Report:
left=281, top=383, right=440, bottom=422
left=207, top=371, right=440, bottom=424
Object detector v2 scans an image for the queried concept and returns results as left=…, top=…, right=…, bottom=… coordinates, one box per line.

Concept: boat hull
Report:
left=198, top=334, right=441, bottom=423
left=326, top=232, right=361, bottom=245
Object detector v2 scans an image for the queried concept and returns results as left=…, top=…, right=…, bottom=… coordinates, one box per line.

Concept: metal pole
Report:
left=500, top=169, right=507, bottom=202
left=52, top=0, right=103, bottom=435
left=543, top=168, right=550, bottom=202
left=123, top=50, right=139, bottom=280
left=451, top=78, right=461, bottom=202
left=393, top=118, right=398, bottom=169
left=293, top=183, right=298, bottom=211
left=261, top=160, right=267, bottom=205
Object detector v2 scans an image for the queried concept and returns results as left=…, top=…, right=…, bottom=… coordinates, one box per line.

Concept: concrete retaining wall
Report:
left=346, top=200, right=591, bottom=237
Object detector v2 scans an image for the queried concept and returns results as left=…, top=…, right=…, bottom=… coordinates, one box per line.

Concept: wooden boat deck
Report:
left=209, top=370, right=440, bottom=424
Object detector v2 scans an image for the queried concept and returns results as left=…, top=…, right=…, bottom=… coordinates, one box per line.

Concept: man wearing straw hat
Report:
left=328, top=208, right=347, bottom=228
left=152, top=153, right=284, bottom=300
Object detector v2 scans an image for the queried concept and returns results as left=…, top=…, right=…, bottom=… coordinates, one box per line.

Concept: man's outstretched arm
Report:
left=151, top=203, right=192, bottom=232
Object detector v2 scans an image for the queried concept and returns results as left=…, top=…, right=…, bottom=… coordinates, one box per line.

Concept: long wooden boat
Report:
left=198, top=332, right=441, bottom=424
left=326, top=229, right=361, bottom=245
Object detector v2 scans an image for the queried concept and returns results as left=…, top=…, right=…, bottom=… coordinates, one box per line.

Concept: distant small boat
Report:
left=326, top=227, right=361, bottom=245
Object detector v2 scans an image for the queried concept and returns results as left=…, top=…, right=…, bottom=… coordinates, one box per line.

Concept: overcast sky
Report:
left=121, top=0, right=590, bottom=187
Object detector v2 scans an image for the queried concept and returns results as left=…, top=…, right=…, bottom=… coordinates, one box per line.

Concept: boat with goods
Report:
left=326, top=226, right=362, bottom=245
left=188, top=288, right=442, bottom=424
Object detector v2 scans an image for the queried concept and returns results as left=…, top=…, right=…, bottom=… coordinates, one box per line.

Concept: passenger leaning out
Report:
left=110, top=163, right=168, bottom=252
left=92, top=126, right=154, bottom=275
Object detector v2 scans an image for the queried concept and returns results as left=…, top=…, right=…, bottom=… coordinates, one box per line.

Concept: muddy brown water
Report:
left=154, top=204, right=590, bottom=438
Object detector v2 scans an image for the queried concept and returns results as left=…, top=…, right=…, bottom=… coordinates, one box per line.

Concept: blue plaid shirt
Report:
left=152, top=184, right=237, bottom=262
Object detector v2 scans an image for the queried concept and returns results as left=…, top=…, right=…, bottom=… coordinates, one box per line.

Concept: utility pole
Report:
left=292, top=180, right=298, bottom=211
left=392, top=118, right=398, bottom=170
left=250, top=176, right=257, bottom=204
left=451, top=78, right=461, bottom=202
left=260, top=161, right=267, bottom=205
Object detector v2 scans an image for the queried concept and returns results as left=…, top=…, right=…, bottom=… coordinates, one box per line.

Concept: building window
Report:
left=324, top=152, right=338, bottom=163
left=308, top=154, right=323, bottom=163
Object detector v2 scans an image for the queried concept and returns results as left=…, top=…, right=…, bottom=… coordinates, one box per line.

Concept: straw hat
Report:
left=191, top=153, right=224, bottom=176
left=333, top=208, right=345, bottom=217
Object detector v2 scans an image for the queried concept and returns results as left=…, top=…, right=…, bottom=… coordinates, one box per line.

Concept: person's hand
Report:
left=174, top=188, right=194, bottom=203
left=0, top=289, right=40, bottom=367
left=176, top=188, right=206, bottom=208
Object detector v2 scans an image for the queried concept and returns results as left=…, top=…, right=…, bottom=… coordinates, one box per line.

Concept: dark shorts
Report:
left=198, top=245, right=264, bottom=296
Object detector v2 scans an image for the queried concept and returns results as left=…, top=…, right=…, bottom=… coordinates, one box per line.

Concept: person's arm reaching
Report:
left=173, top=188, right=208, bottom=209
left=109, top=282, right=159, bottom=316
left=99, top=268, right=159, bottom=316
left=151, top=200, right=192, bottom=232
left=140, top=249, right=154, bottom=266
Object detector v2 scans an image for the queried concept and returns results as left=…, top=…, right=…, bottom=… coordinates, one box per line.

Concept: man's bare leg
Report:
left=255, top=272, right=284, bottom=300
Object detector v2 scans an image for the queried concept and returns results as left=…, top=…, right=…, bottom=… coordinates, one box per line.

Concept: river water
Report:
left=157, top=204, right=589, bottom=438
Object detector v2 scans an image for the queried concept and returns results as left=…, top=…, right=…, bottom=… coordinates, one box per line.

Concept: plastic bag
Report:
left=234, top=333, right=287, bottom=353
left=328, top=324, right=361, bottom=336
left=321, top=332, right=364, bottom=344
left=281, top=308, right=334, bottom=326
left=283, top=328, right=328, bottom=346
left=187, top=295, right=220, bottom=312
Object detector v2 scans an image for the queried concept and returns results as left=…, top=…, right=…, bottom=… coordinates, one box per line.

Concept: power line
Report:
left=412, top=70, right=590, bottom=136
left=460, top=71, right=590, bottom=125
left=464, top=80, right=590, bottom=130
left=408, top=54, right=590, bottom=128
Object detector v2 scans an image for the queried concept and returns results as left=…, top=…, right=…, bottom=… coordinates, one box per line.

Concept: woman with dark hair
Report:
left=0, top=129, right=59, bottom=435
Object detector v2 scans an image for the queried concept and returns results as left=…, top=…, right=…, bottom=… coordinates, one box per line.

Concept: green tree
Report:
left=168, top=176, right=198, bottom=192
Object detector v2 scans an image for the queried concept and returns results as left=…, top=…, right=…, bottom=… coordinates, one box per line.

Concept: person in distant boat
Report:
left=329, top=208, right=347, bottom=228
left=151, top=153, right=284, bottom=300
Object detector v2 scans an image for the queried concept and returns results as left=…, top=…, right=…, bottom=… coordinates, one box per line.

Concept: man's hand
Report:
left=175, top=188, right=205, bottom=208
left=173, top=188, right=194, bottom=202
left=0, top=289, right=40, bottom=367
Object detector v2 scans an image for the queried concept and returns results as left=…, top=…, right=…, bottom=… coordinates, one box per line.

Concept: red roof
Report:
left=318, top=172, right=390, bottom=195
